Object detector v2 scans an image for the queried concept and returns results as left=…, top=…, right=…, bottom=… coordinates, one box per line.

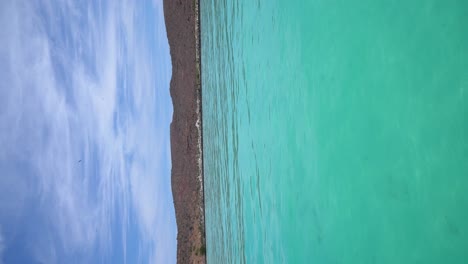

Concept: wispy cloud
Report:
left=0, top=0, right=175, bottom=263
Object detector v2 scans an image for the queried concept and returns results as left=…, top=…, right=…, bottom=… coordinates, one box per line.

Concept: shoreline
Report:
left=163, top=0, right=206, bottom=263
left=195, top=0, right=207, bottom=255
left=194, top=0, right=205, bottom=236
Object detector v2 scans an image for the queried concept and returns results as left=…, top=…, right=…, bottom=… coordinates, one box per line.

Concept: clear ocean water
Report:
left=201, top=1, right=468, bottom=263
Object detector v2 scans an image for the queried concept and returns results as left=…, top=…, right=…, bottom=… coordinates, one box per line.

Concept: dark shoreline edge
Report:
left=163, top=0, right=206, bottom=263
left=196, top=0, right=207, bottom=258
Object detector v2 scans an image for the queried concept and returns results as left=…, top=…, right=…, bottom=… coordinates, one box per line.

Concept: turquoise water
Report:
left=201, top=1, right=468, bottom=263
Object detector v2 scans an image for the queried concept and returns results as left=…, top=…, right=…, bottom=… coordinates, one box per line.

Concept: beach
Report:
left=163, top=0, right=205, bottom=263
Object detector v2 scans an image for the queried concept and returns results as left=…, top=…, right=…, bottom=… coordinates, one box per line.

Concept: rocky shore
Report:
left=163, top=0, right=206, bottom=263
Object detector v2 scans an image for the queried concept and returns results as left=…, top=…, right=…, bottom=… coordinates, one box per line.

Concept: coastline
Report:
left=163, top=0, right=206, bottom=263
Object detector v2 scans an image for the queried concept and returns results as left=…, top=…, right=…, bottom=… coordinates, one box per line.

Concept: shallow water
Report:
left=201, top=1, right=468, bottom=263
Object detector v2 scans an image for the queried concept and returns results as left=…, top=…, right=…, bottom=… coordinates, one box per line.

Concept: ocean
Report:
left=200, top=0, right=468, bottom=263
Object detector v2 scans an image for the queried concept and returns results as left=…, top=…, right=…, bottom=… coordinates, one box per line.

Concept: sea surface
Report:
left=200, top=1, right=468, bottom=263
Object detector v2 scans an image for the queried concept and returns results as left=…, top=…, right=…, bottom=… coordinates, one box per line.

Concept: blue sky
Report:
left=0, top=0, right=176, bottom=263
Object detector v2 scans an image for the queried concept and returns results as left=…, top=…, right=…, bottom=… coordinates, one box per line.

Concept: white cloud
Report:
left=0, top=0, right=175, bottom=263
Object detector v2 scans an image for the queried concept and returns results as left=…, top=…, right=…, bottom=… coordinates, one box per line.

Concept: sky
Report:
left=0, top=0, right=176, bottom=263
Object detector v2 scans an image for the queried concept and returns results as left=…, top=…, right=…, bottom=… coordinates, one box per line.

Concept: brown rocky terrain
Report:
left=163, top=0, right=206, bottom=263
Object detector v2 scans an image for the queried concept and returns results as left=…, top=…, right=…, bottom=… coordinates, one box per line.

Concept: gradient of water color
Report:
left=201, top=0, right=468, bottom=263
